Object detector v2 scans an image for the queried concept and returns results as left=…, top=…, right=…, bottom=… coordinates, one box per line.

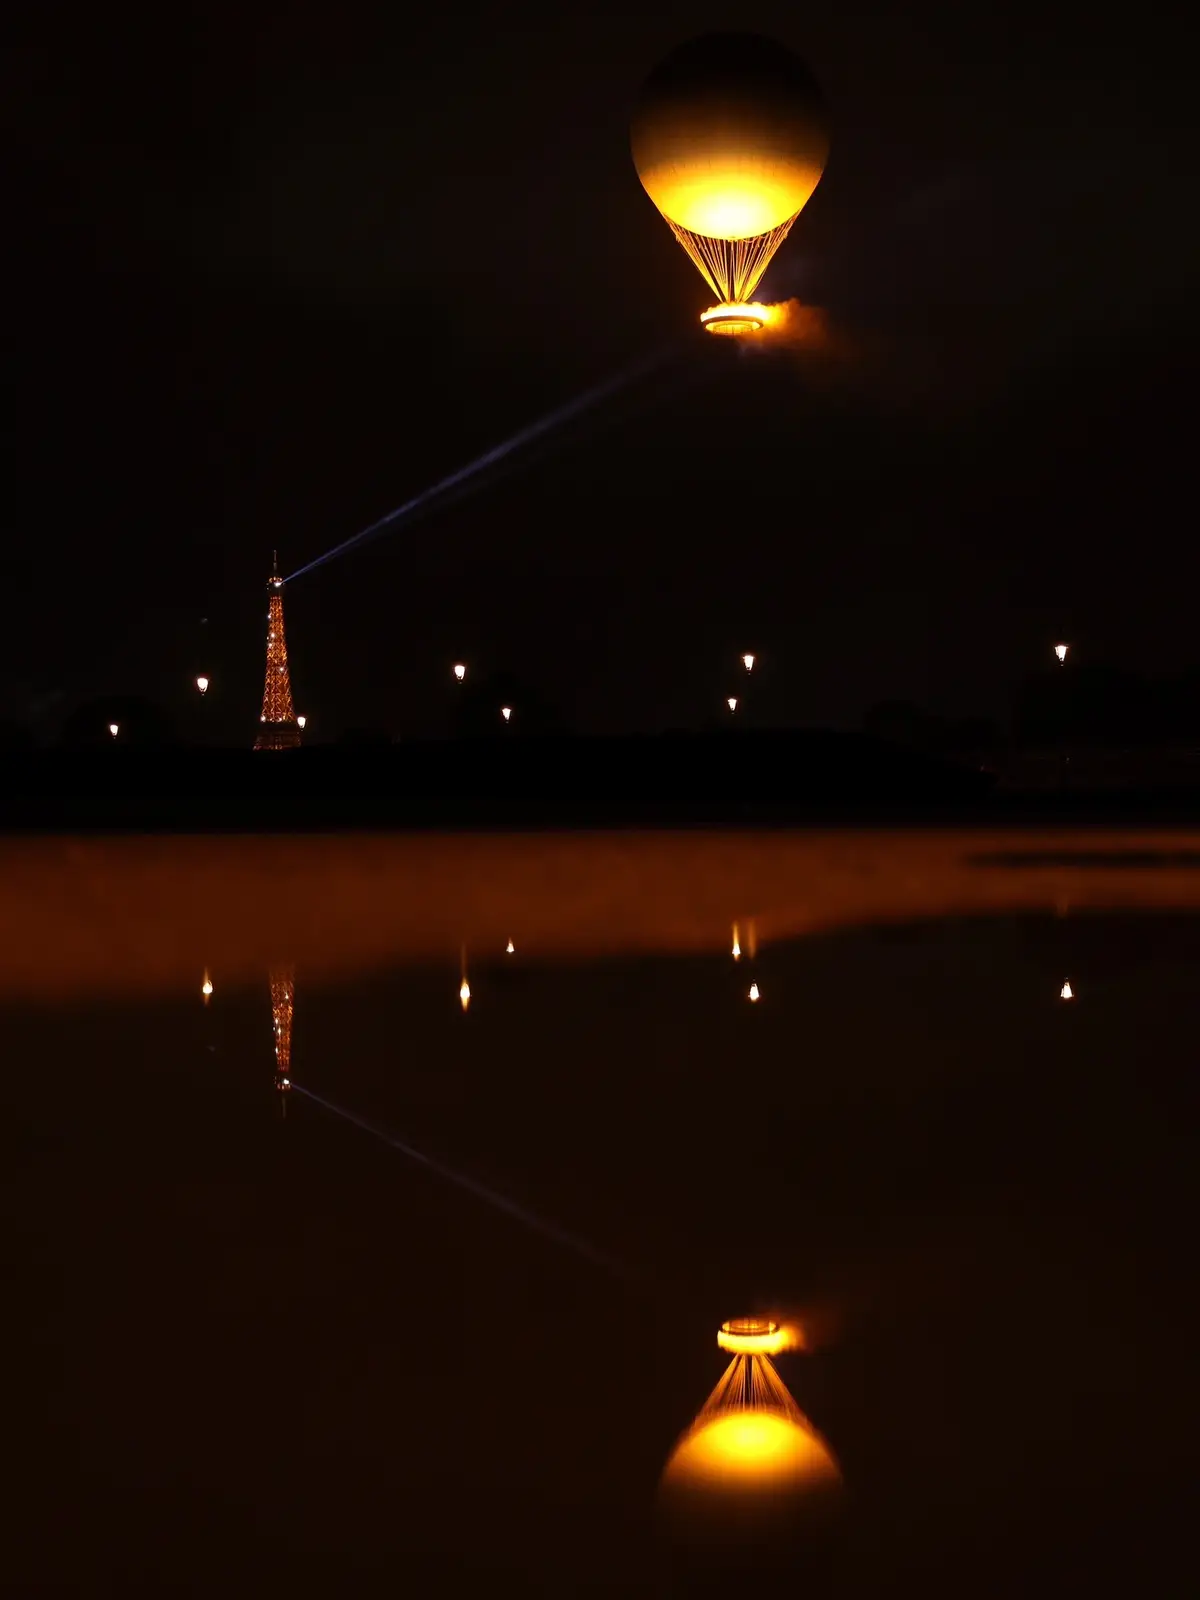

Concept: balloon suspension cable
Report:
left=703, top=1351, right=804, bottom=1421
left=666, top=214, right=800, bottom=304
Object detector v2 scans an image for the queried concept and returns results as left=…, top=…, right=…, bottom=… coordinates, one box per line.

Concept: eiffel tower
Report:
left=254, top=552, right=302, bottom=750
left=270, top=965, right=295, bottom=1115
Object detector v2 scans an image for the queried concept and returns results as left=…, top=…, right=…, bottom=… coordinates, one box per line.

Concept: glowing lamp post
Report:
left=201, top=969, right=213, bottom=1004
left=742, top=653, right=755, bottom=672
left=453, top=663, right=466, bottom=682
left=108, top=722, right=119, bottom=739
left=196, top=675, right=209, bottom=696
left=1054, top=643, right=1069, bottom=664
left=727, top=697, right=738, bottom=713
left=296, top=715, right=307, bottom=730
left=501, top=706, right=512, bottom=723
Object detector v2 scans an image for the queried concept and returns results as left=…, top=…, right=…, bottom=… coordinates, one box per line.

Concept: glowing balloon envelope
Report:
left=631, top=33, right=830, bottom=332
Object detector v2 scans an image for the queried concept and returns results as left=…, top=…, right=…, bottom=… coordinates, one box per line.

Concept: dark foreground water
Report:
left=6, top=838, right=1196, bottom=1596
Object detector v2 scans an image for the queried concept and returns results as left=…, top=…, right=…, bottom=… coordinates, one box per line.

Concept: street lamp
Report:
left=1054, top=643, right=1069, bottom=664
left=196, top=675, right=209, bottom=695
left=727, top=697, right=738, bottom=713
left=501, top=706, right=512, bottom=722
left=453, top=663, right=466, bottom=682
left=742, top=653, right=755, bottom=672
left=108, top=722, right=119, bottom=739
left=296, top=715, right=307, bottom=730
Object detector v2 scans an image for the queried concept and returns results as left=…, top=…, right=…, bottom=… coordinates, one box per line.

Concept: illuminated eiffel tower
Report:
left=270, top=965, right=295, bottom=1115
left=254, top=552, right=302, bottom=750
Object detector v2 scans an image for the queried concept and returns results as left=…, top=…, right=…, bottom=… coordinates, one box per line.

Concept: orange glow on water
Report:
left=666, top=1411, right=840, bottom=1494
left=9, top=829, right=1200, bottom=1001
left=661, top=1315, right=843, bottom=1541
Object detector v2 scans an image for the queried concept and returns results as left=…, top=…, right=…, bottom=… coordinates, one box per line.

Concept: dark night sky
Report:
left=7, top=2, right=1199, bottom=739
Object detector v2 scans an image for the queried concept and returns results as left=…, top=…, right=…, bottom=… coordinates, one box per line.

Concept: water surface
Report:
left=7, top=832, right=1195, bottom=1594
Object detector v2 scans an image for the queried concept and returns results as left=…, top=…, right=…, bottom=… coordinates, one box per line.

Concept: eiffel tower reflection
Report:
left=269, top=966, right=295, bottom=1117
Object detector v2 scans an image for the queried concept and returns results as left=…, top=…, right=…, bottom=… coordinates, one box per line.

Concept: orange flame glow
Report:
left=718, top=1319, right=798, bottom=1357
left=701, top=301, right=776, bottom=335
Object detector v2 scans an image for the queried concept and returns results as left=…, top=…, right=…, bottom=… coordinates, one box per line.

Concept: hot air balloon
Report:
left=631, top=33, right=830, bottom=334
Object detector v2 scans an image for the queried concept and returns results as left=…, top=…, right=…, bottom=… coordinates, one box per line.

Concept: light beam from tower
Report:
left=254, top=552, right=302, bottom=751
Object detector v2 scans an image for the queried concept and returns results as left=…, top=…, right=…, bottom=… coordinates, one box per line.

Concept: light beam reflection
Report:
left=289, top=1083, right=632, bottom=1280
